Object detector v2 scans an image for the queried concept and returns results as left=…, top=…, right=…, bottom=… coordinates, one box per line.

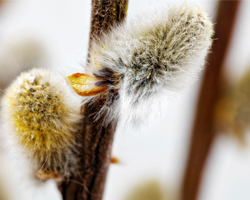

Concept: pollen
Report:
left=3, top=69, right=82, bottom=154
left=9, top=76, right=70, bottom=152
left=93, top=55, right=100, bottom=67
left=147, top=73, right=152, bottom=79
left=2, top=68, right=83, bottom=175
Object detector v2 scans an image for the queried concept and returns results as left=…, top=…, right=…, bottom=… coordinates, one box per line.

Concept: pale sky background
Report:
left=1, top=1, right=250, bottom=200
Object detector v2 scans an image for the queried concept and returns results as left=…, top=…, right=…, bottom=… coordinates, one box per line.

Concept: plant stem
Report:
left=181, top=1, right=241, bottom=200
left=61, top=1, right=128, bottom=200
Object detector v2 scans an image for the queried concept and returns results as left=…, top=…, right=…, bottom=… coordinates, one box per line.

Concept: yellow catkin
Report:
left=2, top=68, right=83, bottom=176
left=9, top=77, right=71, bottom=151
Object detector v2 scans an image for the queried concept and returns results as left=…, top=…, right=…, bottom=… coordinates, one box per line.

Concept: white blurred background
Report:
left=1, top=0, right=250, bottom=200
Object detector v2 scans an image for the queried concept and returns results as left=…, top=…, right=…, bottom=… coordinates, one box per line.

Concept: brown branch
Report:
left=181, top=1, right=241, bottom=200
left=61, top=1, right=128, bottom=200
left=0, top=0, right=5, bottom=8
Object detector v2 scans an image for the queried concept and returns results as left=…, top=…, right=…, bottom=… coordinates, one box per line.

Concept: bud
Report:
left=1, top=68, right=83, bottom=178
left=84, top=4, right=214, bottom=126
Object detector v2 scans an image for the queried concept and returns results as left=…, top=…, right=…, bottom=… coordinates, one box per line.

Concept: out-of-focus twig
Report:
left=0, top=0, right=5, bottom=8
left=181, top=1, right=241, bottom=200
left=61, top=1, right=128, bottom=200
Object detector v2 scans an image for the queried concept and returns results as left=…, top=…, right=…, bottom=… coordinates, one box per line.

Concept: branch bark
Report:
left=181, top=1, right=241, bottom=200
left=61, top=1, right=128, bottom=200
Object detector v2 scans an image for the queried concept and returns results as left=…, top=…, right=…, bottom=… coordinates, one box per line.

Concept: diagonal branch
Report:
left=181, top=1, right=241, bottom=200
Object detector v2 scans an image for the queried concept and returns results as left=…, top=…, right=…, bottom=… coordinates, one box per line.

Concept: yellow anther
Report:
left=95, top=62, right=100, bottom=67
left=147, top=73, right=152, bottom=79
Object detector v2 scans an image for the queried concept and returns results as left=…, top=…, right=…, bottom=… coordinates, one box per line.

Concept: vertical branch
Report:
left=62, top=1, right=128, bottom=200
left=181, top=1, right=241, bottom=200
left=88, top=0, right=128, bottom=49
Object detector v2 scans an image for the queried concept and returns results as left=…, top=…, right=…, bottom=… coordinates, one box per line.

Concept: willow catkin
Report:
left=1, top=68, right=83, bottom=177
left=218, top=69, right=250, bottom=145
left=86, top=4, right=214, bottom=126
left=1, top=3, right=214, bottom=178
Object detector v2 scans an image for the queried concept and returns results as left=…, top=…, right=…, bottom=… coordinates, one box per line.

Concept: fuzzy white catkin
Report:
left=1, top=68, right=83, bottom=176
left=86, top=4, right=214, bottom=126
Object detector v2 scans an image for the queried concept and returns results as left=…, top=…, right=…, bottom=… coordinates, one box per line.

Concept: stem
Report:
left=0, top=0, right=4, bottom=7
left=61, top=1, right=128, bottom=200
left=181, top=1, right=241, bottom=200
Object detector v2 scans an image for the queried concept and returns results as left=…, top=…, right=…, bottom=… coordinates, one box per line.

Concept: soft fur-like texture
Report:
left=1, top=68, right=83, bottom=176
left=86, top=4, right=214, bottom=126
